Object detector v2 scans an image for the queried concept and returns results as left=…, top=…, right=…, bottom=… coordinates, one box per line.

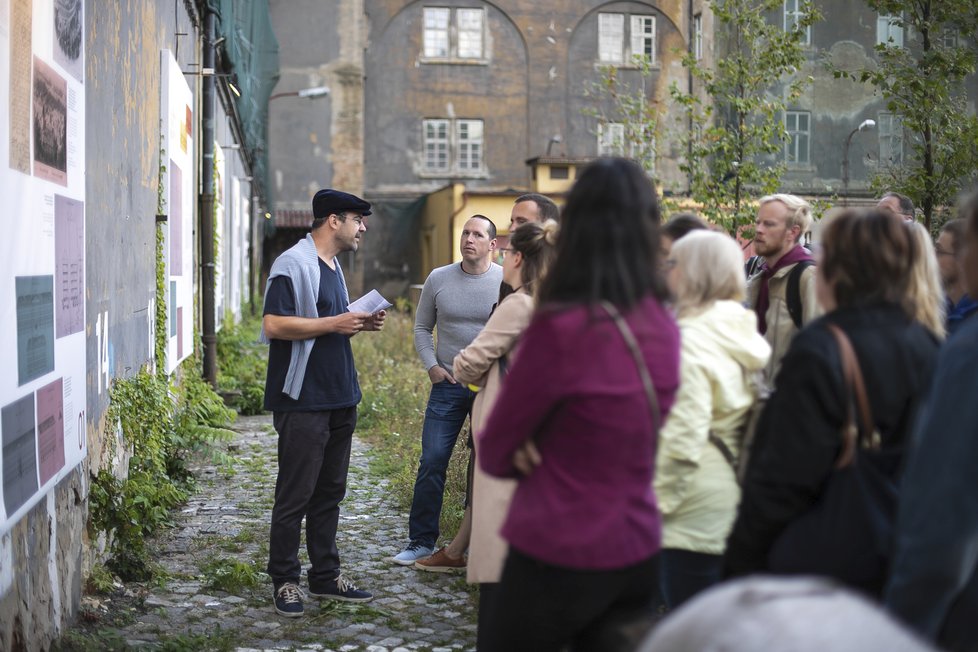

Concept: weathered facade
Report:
left=0, top=2, right=269, bottom=648
left=266, top=0, right=978, bottom=285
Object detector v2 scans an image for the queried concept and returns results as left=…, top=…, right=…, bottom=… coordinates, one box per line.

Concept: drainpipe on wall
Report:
left=200, top=7, right=217, bottom=386
left=687, top=0, right=695, bottom=195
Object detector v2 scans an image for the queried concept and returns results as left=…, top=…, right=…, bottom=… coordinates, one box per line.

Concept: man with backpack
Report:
left=745, top=194, right=819, bottom=384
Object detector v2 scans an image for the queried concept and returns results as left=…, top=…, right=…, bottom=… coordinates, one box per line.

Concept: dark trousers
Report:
left=480, top=547, right=660, bottom=652
left=267, top=407, right=356, bottom=587
left=477, top=582, right=500, bottom=651
left=659, top=548, right=723, bottom=609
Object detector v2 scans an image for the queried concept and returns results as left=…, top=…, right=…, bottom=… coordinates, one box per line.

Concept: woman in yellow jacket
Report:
left=656, top=230, right=771, bottom=608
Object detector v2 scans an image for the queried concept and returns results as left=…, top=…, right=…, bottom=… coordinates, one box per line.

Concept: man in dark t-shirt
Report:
left=260, top=189, right=385, bottom=618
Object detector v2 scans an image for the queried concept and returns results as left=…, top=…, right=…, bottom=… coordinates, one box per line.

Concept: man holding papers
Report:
left=260, top=188, right=386, bottom=617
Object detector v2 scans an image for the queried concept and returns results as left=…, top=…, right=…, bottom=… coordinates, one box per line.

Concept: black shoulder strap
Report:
left=786, top=260, right=815, bottom=329
left=744, top=255, right=762, bottom=279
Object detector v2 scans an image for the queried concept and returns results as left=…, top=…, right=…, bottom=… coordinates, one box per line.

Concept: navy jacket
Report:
left=885, top=316, right=978, bottom=651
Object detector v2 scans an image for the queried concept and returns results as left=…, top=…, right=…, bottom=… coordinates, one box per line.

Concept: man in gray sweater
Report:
left=393, top=215, right=503, bottom=565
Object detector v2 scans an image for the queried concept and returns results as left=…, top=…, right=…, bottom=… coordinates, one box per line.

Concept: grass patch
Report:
left=198, top=555, right=264, bottom=594
left=352, top=308, right=470, bottom=541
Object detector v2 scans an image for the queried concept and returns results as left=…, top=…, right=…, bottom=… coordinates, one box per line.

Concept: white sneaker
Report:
left=392, top=543, right=434, bottom=566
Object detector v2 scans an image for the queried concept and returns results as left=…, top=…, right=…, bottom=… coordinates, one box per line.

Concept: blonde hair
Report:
left=759, top=194, right=813, bottom=240
left=670, top=230, right=747, bottom=316
left=905, top=221, right=946, bottom=339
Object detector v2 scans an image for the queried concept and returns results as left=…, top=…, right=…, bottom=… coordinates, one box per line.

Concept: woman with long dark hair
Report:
left=477, top=158, right=681, bottom=651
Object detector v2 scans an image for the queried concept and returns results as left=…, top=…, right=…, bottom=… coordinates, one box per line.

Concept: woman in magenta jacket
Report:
left=478, top=158, right=681, bottom=651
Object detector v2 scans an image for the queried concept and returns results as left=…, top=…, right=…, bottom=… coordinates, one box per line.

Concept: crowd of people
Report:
left=260, top=161, right=978, bottom=652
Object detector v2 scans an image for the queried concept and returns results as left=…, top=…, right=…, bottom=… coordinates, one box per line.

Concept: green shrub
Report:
left=90, top=362, right=237, bottom=581
left=216, top=311, right=268, bottom=415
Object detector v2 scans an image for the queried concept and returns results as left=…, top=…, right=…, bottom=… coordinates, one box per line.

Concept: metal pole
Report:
left=200, top=8, right=217, bottom=386
left=842, top=127, right=857, bottom=207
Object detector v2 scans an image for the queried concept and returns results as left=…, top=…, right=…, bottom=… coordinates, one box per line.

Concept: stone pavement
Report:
left=72, top=413, right=477, bottom=651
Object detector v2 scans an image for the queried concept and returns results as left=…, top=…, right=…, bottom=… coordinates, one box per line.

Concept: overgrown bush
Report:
left=216, top=310, right=268, bottom=415
left=89, top=362, right=236, bottom=580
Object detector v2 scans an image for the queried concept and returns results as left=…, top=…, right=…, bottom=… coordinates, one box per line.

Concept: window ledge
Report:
left=419, top=169, right=490, bottom=180
left=419, top=57, right=490, bottom=66
left=593, top=60, right=660, bottom=71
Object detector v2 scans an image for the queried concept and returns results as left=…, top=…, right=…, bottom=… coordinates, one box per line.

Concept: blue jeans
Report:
left=407, top=380, right=475, bottom=548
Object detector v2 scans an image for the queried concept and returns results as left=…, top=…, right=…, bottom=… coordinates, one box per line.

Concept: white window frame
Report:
left=422, top=6, right=485, bottom=61
left=877, top=14, right=904, bottom=47
left=422, top=118, right=485, bottom=175
left=879, top=112, right=904, bottom=167
left=693, top=13, right=703, bottom=61
left=784, top=111, right=811, bottom=166
left=783, top=0, right=811, bottom=45
left=598, top=12, right=657, bottom=65
left=597, top=122, right=655, bottom=173
left=942, top=28, right=958, bottom=49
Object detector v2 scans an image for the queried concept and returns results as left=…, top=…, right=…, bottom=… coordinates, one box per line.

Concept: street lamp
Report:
left=269, top=85, right=330, bottom=102
left=842, top=119, right=876, bottom=206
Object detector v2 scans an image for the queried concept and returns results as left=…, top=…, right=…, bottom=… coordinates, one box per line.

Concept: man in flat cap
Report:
left=260, top=188, right=384, bottom=617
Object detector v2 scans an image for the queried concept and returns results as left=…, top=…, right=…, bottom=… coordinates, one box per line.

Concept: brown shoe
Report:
left=414, top=547, right=466, bottom=573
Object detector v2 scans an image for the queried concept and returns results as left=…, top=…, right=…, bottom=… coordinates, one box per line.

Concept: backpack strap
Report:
left=786, top=260, right=815, bottom=329
left=744, top=255, right=763, bottom=278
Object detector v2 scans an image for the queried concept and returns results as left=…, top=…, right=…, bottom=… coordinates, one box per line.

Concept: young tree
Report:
left=670, top=0, right=819, bottom=234
left=838, top=0, right=978, bottom=230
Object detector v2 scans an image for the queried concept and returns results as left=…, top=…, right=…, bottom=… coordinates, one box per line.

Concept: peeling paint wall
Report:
left=0, top=2, right=201, bottom=648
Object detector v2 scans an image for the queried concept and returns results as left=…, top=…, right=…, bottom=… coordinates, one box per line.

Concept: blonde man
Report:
left=746, top=194, right=819, bottom=383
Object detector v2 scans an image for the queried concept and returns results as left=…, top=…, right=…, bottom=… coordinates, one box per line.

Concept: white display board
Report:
left=160, top=50, right=194, bottom=373
left=0, top=0, right=87, bottom=534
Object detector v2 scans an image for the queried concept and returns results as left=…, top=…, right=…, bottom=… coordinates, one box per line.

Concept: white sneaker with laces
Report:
left=392, top=543, right=434, bottom=566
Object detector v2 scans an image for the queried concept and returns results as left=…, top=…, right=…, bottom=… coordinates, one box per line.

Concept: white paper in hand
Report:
left=348, top=289, right=393, bottom=314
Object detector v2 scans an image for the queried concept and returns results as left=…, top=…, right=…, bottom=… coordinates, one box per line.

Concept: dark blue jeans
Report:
left=659, top=548, right=723, bottom=609
left=407, top=380, right=475, bottom=548
left=267, top=407, right=356, bottom=588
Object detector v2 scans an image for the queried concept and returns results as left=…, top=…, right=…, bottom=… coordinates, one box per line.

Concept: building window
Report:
left=879, top=113, right=904, bottom=166
left=423, top=118, right=484, bottom=174
left=550, top=166, right=569, bottom=180
left=597, top=122, right=655, bottom=172
left=942, top=28, right=958, bottom=49
left=423, top=7, right=485, bottom=60
left=598, top=12, right=656, bottom=65
left=784, top=111, right=810, bottom=165
left=783, top=0, right=811, bottom=45
left=598, top=122, right=626, bottom=156
left=877, top=14, right=903, bottom=47
left=693, top=13, right=703, bottom=60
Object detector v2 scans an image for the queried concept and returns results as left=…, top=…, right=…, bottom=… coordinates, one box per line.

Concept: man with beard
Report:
left=261, top=189, right=384, bottom=617
left=746, top=194, right=819, bottom=384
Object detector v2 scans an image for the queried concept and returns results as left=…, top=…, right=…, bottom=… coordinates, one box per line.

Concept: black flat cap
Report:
left=312, top=189, right=372, bottom=220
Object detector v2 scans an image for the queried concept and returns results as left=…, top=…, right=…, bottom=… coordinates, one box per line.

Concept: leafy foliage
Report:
left=89, top=364, right=236, bottom=580
left=670, top=0, right=820, bottom=233
left=834, top=0, right=978, bottom=229
left=216, top=310, right=268, bottom=415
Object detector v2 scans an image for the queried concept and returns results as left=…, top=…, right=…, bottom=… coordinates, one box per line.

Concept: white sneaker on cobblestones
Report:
left=392, top=543, right=434, bottom=566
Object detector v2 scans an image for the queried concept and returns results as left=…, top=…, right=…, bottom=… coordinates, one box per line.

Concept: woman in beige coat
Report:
left=656, top=230, right=771, bottom=608
left=452, top=220, right=558, bottom=646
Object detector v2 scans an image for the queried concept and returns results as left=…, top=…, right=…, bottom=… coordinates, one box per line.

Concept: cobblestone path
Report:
left=70, top=414, right=478, bottom=651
